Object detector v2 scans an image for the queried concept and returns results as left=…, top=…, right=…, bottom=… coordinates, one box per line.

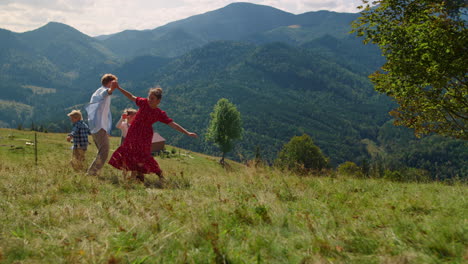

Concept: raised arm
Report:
left=113, top=81, right=136, bottom=102
left=168, top=122, right=198, bottom=138
left=116, top=115, right=125, bottom=129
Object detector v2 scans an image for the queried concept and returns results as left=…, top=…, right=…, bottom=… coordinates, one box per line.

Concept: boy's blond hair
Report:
left=101, top=73, right=118, bottom=86
left=67, top=110, right=83, bottom=120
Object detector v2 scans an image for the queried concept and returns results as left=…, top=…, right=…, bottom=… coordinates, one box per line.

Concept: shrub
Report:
left=384, top=168, right=431, bottom=183
left=275, top=134, right=328, bottom=174
left=337, top=161, right=362, bottom=177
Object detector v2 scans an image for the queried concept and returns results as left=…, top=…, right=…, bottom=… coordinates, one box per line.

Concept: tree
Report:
left=275, top=134, right=328, bottom=174
left=206, top=98, right=243, bottom=165
left=360, top=158, right=370, bottom=178
left=337, top=161, right=361, bottom=177
left=352, top=0, right=467, bottom=139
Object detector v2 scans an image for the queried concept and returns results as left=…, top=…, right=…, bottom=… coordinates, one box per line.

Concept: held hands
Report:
left=109, top=80, right=119, bottom=93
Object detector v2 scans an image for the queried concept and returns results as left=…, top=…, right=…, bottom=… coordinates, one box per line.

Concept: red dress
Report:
left=109, top=97, right=173, bottom=175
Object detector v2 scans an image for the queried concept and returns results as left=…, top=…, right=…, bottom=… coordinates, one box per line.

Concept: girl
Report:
left=108, top=81, right=197, bottom=182
left=116, top=108, right=137, bottom=145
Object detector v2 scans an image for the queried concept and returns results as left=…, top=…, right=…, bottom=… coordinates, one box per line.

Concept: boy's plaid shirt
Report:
left=69, top=120, right=91, bottom=149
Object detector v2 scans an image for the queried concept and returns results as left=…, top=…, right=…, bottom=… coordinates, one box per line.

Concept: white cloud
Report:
left=0, top=0, right=363, bottom=36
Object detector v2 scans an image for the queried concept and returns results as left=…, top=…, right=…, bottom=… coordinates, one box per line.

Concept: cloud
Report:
left=0, top=0, right=362, bottom=36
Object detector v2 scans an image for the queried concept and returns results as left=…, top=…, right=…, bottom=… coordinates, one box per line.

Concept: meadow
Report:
left=0, top=128, right=466, bottom=263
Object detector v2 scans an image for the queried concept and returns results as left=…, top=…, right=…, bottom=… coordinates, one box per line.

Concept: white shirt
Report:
left=85, top=86, right=112, bottom=134
left=116, top=118, right=130, bottom=138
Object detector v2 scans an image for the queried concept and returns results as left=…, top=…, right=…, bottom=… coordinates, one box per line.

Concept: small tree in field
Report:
left=206, top=98, right=243, bottom=165
left=275, top=134, right=328, bottom=174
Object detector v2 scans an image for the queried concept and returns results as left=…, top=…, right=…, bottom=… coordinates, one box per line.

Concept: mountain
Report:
left=248, top=11, right=359, bottom=45
left=0, top=3, right=465, bottom=178
left=0, top=27, right=68, bottom=121
left=107, top=40, right=391, bottom=165
left=102, top=2, right=358, bottom=58
left=0, top=28, right=65, bottom=88
left=19, top=22, right=117, bottom=73
left=105, top=39, right=466, bottom=179
left=0, top=22, right=118, bottom=128
left=0, top=22, right=118, bottom=91
left=301, top=35, right=384, bottom=75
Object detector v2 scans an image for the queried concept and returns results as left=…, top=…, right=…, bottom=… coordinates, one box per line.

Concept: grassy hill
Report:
left=0, top=128, right=466, bottom=263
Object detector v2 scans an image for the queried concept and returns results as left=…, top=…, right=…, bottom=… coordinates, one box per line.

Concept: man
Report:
left=85, top=74, right=118, bottom=176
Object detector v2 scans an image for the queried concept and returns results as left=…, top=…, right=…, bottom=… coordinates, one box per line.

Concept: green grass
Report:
left=0, top=128, right=467, bottom=263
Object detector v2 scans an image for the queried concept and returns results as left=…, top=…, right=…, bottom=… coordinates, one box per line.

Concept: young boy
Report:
left=67, top=110, right=91, bottom=171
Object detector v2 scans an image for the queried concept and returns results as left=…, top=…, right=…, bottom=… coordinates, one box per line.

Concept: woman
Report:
left=108, top=81, right=197, bottom=182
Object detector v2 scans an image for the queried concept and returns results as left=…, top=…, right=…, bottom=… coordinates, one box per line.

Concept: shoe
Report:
left=136, top=173, right=145, bottom=182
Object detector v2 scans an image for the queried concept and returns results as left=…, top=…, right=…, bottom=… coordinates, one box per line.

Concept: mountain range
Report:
left=0, top=2, right=466, bottom=178
left=100, top=3, right=359, bottom=58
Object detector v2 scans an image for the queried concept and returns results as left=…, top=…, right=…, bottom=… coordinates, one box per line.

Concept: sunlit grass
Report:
left=0, top=128, right=467, bottom=263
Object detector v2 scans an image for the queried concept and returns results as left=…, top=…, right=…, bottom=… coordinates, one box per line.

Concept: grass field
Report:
left=0, top=128, right=467, bottom=263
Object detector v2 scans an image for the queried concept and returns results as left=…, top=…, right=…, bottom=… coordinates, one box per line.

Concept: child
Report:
left=85, top=73, right=118, bottom=176
left=108, top=82, right=197, bottom=182
left=66, top=110, right=91, bottom=171
left=116, top=108, right=137, bottom=145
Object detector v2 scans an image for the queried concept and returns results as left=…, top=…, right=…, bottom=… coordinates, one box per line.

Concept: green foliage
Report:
left=206, top=98, right=243, bottom=163
left=0, top=100, right=33, bottom=129
left=275, top=134, right=328, bottom=173
left=352, top=0, right=468, bottom=139
left=377, top=121, right=468, bottom=179
left=383, top=168, right=431, bottom=183
left=337, top=161, right=362, bottom=177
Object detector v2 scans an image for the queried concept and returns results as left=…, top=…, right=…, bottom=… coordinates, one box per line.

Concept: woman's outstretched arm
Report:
left=168, top=122, right=198, bottom=138
left=113, top=81, right=136, bottom=102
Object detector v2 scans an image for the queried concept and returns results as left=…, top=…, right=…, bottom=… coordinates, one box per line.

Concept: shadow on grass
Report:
left=99, top=171, right=191, bottom=190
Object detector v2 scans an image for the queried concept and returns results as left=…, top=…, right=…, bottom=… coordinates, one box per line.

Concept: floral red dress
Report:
left=109, top=97, right=173, bottom=175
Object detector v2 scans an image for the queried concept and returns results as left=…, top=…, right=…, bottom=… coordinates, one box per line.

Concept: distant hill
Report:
left=102, top=2, right=359, bottom=58
left=0, top=22, right=119, bottom=128
left=0, top=22, right=118, bottom=91
left=108, top=40, right=391, bottom=165
left=248, top=11, right=359, bottom=45
left=0, top=28, right=66, bottom=89
left=19, top=22, right=117, bottom=73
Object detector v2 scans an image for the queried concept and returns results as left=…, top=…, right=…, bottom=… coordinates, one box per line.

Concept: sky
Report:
left=0, top=0, right=363, bottom=37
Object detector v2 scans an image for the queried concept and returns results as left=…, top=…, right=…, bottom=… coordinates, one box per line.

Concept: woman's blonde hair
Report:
left=148, top=86, right=163, bottom=99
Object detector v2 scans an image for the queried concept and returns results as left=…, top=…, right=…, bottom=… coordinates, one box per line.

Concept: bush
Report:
left=337, top=161, right=362, bottom=177
left=275, top=134, right=328, bottom=174
left=384, top=168, right=431, bottom=183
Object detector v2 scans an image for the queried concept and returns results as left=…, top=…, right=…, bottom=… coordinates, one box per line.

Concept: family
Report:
left=66, top=74, right=198, bottom=182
